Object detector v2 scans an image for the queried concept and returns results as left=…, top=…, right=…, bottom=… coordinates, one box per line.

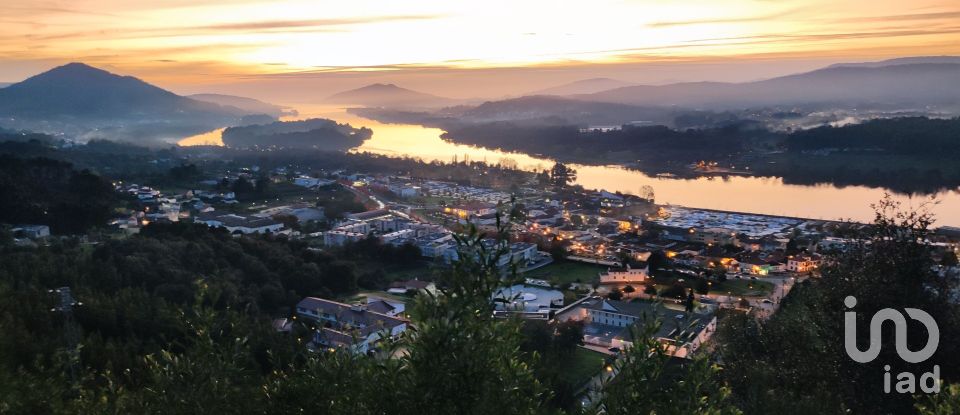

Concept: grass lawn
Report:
left=382, top=264, right=433, bottom=282
left=522, top=260, right=606, bottom=286
left=558, top=347, right=608, bottom=387
left=709, top=279, right=775, bottom=297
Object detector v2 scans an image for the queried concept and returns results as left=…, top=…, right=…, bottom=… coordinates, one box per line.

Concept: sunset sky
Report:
left=2, top=0, right=959, bottom=100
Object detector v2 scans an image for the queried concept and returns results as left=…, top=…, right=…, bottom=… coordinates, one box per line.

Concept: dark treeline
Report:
left=762, top=117, right=960, bottom=193
left=222, top=118, right=372, bottom=150
left=0, top=222, right=424, bottom=401
left=439, top=116, right=960, bottom=193
left=0, top=156, right=117, bottom=234
left=440, top=121, right=766, bottom=169
left=787, top=117, right=960, bottom=156
left=0, top=138, right=536, bottom=191
left=757, top=160, right=960, bottom=194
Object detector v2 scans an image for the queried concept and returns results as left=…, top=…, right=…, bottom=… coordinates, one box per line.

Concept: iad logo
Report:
left=844, top=296, right=941, bottom=393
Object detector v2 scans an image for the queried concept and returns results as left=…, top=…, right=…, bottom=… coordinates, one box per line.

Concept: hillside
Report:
left=462, top=95, right=677, bottom=126
left=325, top=83, right=452, bottom=107
left=579, top=62, right=960, bottom=110
left=0, top=63, right=250, bottom=144
left=530, top=78, right=635, bottom=96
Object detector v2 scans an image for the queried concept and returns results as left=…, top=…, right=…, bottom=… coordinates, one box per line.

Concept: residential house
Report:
left=365, top=296, right=406, bottom=317
left=786, top=253, right=821, bottom=273
left=11, top=224, right=50, bottom=239
left=196, top=213, right=284, bottom=234
left=323, top=230, right=366, bottom=246
left=293, top=176, right=335, bottom=188
left=738, top=251, right=786, bottom=276
left=554, top=297, right=717, bottom=358
left=443, top=201, right=497, bottom=220
left=296, top=297, right=407, bottom=354
left=599, top=264, right=649, bottom=285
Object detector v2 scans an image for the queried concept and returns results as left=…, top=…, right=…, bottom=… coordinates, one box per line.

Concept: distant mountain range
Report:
left=575, top=61, right=960, bottom=110
left=0, top=63, right=261, bottom=144
left=325, top=83, right=452, bottom=108
left=827, top=56, right=960, bottom=68
left=461, top=95, right=677, bottom=126
left=529, top=78, right=635, bottom=96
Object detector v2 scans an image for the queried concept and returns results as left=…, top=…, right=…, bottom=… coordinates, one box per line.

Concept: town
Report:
left=10, top=158, right=958, bottom=406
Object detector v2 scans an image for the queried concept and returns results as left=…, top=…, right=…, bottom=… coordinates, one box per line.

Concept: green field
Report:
left=522, top=261, right=606, bottom=286
left=559, top=347, right=608, bottom=387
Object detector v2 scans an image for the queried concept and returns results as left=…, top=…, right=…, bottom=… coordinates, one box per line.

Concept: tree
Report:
left=167, top=164, right=202, bottom=184
left=570, top=215, right=584, bottom=227
left=717, top=196, right=960, bottom=414
left=916, top=383, right=960, bottom=414
left=549, top=162, right=576, bottom=188
left=608, top=288, right=623, bottom=301
left=661, top=282, right=686, bottom=299
left=231, top=177, right=256, bottom=198
left=695, top=277, right=710, bottom=294
left=644, top=284, right=658, bottom=296
left=623, top=285, right=635, bottom=294
left=647, top=251, right=668, bottom=271
left=942, top=251, right=959, bottom=267
left=396, top=220, right=549, bottom=414
left=639, top=185, right=655, bottom=202
left=598, top=320, right=741, bottom=415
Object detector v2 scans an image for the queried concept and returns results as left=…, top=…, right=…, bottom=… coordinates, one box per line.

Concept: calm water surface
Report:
left=178, top=104, right=960, bottom=226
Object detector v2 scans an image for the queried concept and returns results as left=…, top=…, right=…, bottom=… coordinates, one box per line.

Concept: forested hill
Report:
left=221, top=118, right=373, bottom=149
left=440, top=121, right=770, bottom=168
left=787, top=117, right=960, bottom=156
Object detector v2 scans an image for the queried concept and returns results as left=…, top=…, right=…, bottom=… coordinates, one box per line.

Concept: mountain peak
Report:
left=358, top=83, right=403, bottom=90
left=0, top=62, right=246, bottom=133
left=34, top=62, right=117, bottom=80
left=325, top=83, right=450, bottom=107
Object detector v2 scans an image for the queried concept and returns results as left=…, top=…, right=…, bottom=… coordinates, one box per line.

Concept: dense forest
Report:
left=760, top=117, right=960, bottom=193
left=0, top=156, right=117, bottom=234
left=787, top=117, right=960, bottom=156
left=437, top=117, right=960, bottom=193
left=221, top=118, right=372, bottom=150
left=440, top=121, right=766, bottom=169
left=0, top=137, right=536, bottom=192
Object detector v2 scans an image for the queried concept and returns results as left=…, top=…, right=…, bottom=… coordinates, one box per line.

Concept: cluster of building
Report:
left=419, top=181, right=512, bottom=204
left=295, top=296, right=408, bottom=354
left=322, top=207, right=548, bottom=268
left=555, top=297, right=716, bottom=358
left=110, top=175, right=333, bottom=237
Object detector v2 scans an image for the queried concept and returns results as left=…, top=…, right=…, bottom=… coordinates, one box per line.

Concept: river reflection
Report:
left=179, top=104, right=960, bottom=226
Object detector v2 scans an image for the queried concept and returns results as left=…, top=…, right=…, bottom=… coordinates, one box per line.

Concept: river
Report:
left=178, top=104, right=960, bottom=226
